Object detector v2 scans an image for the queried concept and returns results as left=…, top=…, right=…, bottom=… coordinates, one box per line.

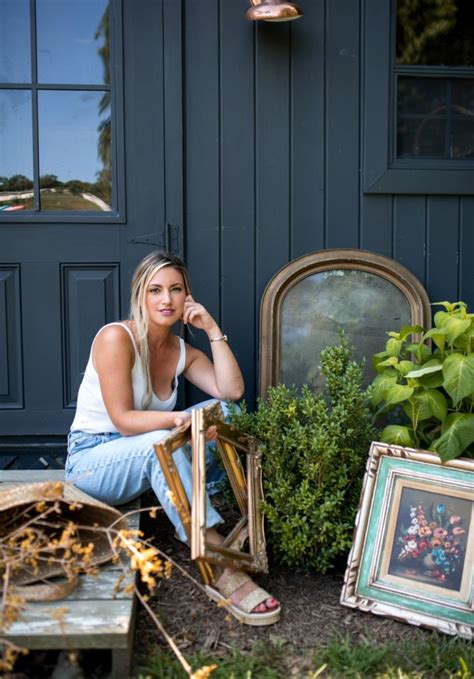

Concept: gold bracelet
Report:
left=210, top=334, right=228, bottom=343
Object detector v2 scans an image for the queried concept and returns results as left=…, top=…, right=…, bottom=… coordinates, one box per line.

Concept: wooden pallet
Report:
left=0, top=470, right=139, bottom=678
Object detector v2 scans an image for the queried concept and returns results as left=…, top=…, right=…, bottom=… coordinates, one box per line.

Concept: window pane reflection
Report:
left=0, top=0, right=31, bottom=83
left=451, top=79, right=474, bottom=112
left=398, top=78, right=446, bottom=116
left=38, top=91, right=112, bottom=211
left=397, top=77, right=474, bottom=158
left=451, top=119, right=474, bottom=158
left=396, top=0, right=474, bottom=66
left=37, top=0, right=110, bottom=84
left=0, top=91, right=34, bottom=211
left=398, top=118, right=446, bottom=158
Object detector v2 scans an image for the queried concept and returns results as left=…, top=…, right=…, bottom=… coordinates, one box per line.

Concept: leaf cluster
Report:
left=230, top=334, right=376, bottom=572
left=371, top=301, right=474, bottom=462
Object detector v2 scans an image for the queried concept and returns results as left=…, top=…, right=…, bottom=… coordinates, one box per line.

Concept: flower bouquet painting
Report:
left=341, top=443, right=474, bottom=639
left=388, top=487, right=470, bottom=592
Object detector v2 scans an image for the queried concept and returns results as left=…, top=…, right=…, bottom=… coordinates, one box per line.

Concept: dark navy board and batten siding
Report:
left=183, top=0, right=474, bottom=408
left=1, top=0, right=472, bottom=441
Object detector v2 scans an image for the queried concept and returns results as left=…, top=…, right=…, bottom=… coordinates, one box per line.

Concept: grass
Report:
left=137, top=633, right=474, bottom=679
left=313, top=633, right=474, bottom=678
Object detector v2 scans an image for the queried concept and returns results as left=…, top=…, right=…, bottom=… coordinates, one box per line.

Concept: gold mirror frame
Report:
left=154, top=419, right=214, bottom=585
left=191, top=407, right=268, bottom=575
left=259, top=248, right=431, bottom=397
left=154, top=403, right=268, bottom=584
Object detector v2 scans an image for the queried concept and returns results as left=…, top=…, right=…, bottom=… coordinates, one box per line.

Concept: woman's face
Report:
left=145, top=265, right=187, bottom=327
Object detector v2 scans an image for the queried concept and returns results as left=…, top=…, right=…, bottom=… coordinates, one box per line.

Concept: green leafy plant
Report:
left=230, top=334, right=376, bottom=572
left=371, top=300, right=474, bottom=462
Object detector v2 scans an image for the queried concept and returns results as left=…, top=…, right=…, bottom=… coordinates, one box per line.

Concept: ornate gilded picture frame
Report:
left=191, top=406, right=268, bottom=575
left=154, top=402, right=268, bottom=584
left=153, top=419, right=214, bottom=585
left=340, top=442, right=474, bottom=640
left=259, top=248, right=431, bottom=396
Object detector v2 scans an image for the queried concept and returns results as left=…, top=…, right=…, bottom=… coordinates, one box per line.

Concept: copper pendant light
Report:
left=245, top=0, right=303, bottom=22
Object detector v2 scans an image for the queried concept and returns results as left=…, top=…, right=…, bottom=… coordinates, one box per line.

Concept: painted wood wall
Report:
left=182, top=0, right=474, bottom=407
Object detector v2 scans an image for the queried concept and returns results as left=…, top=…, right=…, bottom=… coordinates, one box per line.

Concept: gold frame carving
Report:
left=191, top=406, right=268, bottom=574
left=153, top=420, right=214, bottom=585
left=259, top=248, right=431, bottom=397
left=340, top=442, right=474, bottom=640
left=154, top=402, right=268, bottom=583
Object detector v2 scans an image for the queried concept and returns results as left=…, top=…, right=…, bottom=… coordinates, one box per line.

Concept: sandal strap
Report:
left=216, top=571, right=274, bottom=614
left=218, top=571, right=251, bottom=598
left=238, top=586, right=272, bottom=614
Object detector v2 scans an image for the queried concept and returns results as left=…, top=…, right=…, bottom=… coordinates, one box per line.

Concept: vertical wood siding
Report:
left=183, top=0, right=473, bottom=405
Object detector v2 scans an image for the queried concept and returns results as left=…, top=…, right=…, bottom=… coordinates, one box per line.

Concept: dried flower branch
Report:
left=0, top=488, right=217, bottom=678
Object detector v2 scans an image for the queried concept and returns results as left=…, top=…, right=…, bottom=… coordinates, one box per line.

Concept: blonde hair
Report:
left=129, top=251, right=191, bottom=408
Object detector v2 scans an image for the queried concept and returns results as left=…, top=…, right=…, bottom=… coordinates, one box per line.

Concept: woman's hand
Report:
left=182, top=295, right=245, bottom=402
left=173, top=411, right=192, bottom=428
left=182, top=295, right=219, bottom=335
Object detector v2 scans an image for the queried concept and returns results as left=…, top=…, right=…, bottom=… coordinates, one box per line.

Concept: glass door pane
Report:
left=36, top=0, right=110, bottom=84
left=0, top=0, right=31, bottom=83
left=38, top=90, right=112, bottom=210
left=0, top=90, right=34, bottom=211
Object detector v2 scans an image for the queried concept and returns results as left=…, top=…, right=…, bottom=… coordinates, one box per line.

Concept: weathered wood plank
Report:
left=1, top=468, right=140, bottom=659
left=0, top=470, right=65, bottom=483
left=3, top=599, right=135, bottom=649
left=62, top=568, right=135, bottom=601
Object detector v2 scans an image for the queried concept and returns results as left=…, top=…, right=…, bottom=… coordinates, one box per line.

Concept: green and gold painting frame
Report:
left=341, top=442, right=473, bottom=640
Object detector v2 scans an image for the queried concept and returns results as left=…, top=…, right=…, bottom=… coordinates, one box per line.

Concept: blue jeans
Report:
left=65, top=399, right=231, bottom=543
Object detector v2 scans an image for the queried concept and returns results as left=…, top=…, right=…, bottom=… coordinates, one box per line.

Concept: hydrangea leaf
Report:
left=370, top=373, right=398, bottom=406
left=442, top=353, right=474, bottom=406
left=430, top=413, right=474, bottom=462
left=423, top=327, right=447, bottom=352
left=443, top=317, right=471, bottom=346
left=384, top=384, right=414, bottom=406
left=405, top=360, right=443, bottom=379
left=413, top=389, right=448, bottom=422
left=381, top=425, right=414, bottom=447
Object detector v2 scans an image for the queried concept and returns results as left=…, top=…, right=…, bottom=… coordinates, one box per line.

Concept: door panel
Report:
left=0, top=0, right=182, bottom=436
left=0, top=266, right=22, bottom=408
left=62, top=264, right=120, bottom=408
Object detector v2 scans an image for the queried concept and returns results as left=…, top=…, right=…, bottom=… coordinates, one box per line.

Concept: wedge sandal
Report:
left=205, top=571, right=281, bottom=626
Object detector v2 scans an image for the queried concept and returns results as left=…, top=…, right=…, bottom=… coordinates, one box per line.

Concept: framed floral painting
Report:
left=341, top=442, right=474, bottom=639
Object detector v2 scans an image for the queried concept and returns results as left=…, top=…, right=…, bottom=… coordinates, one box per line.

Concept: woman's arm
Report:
left=182, top=296, right=245, bottom=400
left=93, top=325, right=190, bottom=435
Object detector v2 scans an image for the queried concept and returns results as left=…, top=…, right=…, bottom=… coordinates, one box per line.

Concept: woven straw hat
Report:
left=0, top=481, right=129, bottom=600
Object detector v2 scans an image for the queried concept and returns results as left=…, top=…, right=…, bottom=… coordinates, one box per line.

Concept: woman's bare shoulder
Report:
left=94, top=322, right=136, bottom=351
left=92, top=323, right=136, bottom=373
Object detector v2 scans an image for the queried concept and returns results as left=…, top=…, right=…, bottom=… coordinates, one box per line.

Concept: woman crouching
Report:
left=65, top=250, right=280, bottom=625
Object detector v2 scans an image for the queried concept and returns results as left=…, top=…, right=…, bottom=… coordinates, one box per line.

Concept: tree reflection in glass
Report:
left=0, top=0, right=113, bottom=213
left=36, top=0, right=110, bottom=84
left=0, top=90, right=34, bottom=211
left=38, top=91, right=112, bottom=211
left=396, top=0, right=474, bottom=67
left=279, top=270, right=412, bottom=390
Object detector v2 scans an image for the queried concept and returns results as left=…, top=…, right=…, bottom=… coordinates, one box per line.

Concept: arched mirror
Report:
left=259, top=249, right=431, bottom=396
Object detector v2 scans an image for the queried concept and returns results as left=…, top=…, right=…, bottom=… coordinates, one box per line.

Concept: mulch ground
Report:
left=133, top=493, right=430, bottom=675
left=10, top=491, right=431, bottom=678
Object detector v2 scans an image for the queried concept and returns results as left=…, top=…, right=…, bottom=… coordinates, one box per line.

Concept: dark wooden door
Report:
left=0, top=0, right=182, bottom=438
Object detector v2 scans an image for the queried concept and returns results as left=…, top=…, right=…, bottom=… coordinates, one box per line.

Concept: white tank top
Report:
left=70, top=323, right=186, bottom=434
